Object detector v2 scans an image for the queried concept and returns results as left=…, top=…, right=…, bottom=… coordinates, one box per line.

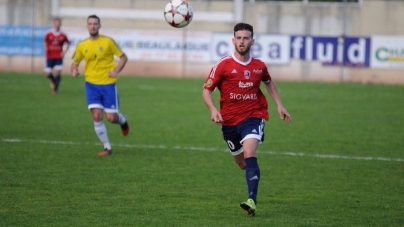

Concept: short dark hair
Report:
left=87, top=14, right=101, bottom=24
left=234, top=23, right=254, bottom=38
left=53, top=17, right=61, bottom=22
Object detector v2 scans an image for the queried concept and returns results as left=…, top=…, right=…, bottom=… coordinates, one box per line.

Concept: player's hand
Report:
left=278, top=106, right=292, bottom=123
left=108, top=70, right=119, bottom=77
left=71, top=68, right=79, bottom=77
left=211, top=110, right=224, bottom=125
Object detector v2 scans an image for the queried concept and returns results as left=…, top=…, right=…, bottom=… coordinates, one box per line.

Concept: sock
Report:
left=117, top=113, right=127, bottom=125
left=47, top=74, right=55, bottom=82
left=94, top=121, right=111, bottom=150
left=245, top=157, right=260, bottom=204
left=54, top=75, right=61, bottom=91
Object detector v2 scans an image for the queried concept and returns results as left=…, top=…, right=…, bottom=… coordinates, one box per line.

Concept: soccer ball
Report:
left=164, top=0, right=193, bottom=28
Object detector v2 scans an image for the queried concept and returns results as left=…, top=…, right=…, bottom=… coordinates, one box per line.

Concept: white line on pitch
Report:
left=2, top=138, right=404, bottom=162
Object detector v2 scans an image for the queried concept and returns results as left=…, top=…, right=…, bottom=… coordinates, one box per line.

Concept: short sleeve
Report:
left=203, top=61, right=225, bottom=91
left=261, top=65, right=271, bottom=83
left=109, top=38, right=124, bottom=57
left=64, top=33, right=71, bottom=44
left=71, top=44, right=83, bottom=65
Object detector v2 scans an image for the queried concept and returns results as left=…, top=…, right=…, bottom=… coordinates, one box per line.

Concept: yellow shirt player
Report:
left=70, top=14, right=129, bottom=156
left=72, top=35, right=123, bottom=85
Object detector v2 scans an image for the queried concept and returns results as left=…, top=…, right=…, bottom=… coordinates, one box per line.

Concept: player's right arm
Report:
left=70, top=63, right=79, bottom=77
left=70, top=44, right=83, bottom=77
left=202, top=89, right=223, bottom=125
left=43, top=34, right=48, bottom=56
left=43, top=41, right=47, bottom=55
left=202, top=63, right=225, bottom=124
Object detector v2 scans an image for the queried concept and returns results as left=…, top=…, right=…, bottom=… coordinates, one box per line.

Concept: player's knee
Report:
left=91, top=112, right=102, bottom=122
left=243, top=149, right=256, bottom=158
left=106, top=114, right=115, bottom=123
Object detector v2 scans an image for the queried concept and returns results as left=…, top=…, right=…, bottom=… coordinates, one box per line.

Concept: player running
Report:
left=202, top=23, right=292, bottom=216
left=43, top=17, right=70, bottom=95
left=70, top=15, right=129, bottom=156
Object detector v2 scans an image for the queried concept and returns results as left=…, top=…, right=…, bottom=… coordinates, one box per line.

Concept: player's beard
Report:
left=235, top=44, right=251, bottom=56
left=89, top=30, right=99, bottom=38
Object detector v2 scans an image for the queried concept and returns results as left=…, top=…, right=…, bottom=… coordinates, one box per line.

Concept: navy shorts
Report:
left=85, top=82, right=120, bottom=113
left=45, top=58, right=63, bottom=72
left=221, top=117, right=265, bottom=156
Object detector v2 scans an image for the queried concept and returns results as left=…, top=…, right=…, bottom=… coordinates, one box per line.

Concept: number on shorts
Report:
left=226, top=140, right=235, bottom=150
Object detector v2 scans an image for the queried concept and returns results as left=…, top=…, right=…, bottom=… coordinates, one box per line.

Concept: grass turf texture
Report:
left=0, top=72, right=403, bottom=227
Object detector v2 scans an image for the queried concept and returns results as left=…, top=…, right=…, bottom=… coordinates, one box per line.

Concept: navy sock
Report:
left=54, top=75, right=61, bottom=90
left=245, top=157, right=260, bottom=204
left=47, top=74, right=55, bottom=82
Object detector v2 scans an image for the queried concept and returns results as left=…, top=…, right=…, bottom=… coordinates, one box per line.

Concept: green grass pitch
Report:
left=0, top=72, right=403, bottom=227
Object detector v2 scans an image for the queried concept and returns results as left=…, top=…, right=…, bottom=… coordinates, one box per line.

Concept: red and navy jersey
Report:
left=44, top=30, right=70, bottom=59
left=203, top=54, right=271, bottom=126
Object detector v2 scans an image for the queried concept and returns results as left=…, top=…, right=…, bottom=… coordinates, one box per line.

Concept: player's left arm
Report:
left=108, top=38, right=128, bottom=77
left=109, top=53, right=128, bottom=77
left=264, top=80, right=292, bottom=123
left=62, top=36, right=71, bottom=58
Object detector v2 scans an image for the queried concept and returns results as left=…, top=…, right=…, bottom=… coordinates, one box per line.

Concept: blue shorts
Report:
left=221, top=117, right=265, bottom=156
left=85, top=82, right=120, bottom=113
left=44, top=58, right=63, bottom=72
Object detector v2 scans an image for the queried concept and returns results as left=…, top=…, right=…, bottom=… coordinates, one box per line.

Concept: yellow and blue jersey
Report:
left=72, top=35, right=123, bottom=85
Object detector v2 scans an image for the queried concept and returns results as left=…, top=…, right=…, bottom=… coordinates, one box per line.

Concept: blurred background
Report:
left=0, top=0, right=403, bottom=84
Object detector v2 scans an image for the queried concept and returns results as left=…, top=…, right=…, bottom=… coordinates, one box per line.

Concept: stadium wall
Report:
left=0, top=0, right=403, bottom=84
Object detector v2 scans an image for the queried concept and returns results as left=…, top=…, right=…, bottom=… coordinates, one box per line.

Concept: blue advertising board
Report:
left=0, top=25, right=50, bottom=56
left=0, top=26, right=374, bottom=68
left=343, top=37, right=371, bottom=67
left=290, top=35, right=371, bottom=67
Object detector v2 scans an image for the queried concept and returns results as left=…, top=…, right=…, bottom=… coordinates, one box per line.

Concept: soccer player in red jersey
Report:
left=202, top=23, right=292, bottom=216
left=44, top=17, right=70, bottom=95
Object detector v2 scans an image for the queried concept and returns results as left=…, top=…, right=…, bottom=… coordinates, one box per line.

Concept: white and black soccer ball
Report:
left=164, top=0, right=193, bottom=28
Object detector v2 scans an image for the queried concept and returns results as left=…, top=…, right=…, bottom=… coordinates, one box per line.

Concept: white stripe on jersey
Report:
left=231, top=53, right=252, bottom=66
left=209, top=55, right=232, bottom=79
left=45, top=29, right=66, bottom=36
left=253, top=57, right=266, bottom=64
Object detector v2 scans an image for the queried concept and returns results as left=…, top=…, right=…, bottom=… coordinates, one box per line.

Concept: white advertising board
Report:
left=210, top=33, right=290, bottom=65
left=371, top=36, right=404, bottom=68
left=131, top=30, right=211, bottom=63
left=64, top=27, right=211, bottom=63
